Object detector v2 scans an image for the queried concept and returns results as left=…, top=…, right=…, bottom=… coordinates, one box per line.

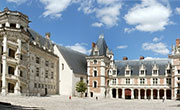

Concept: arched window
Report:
left=93, top=81, right=97, bottom=88
left=94, top=70, right=97, bottom=77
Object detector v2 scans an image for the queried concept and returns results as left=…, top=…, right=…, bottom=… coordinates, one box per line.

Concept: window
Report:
left=10, top=23, right=16, bottom=28
left=8, top=48, right=15, bottom=58
left=93, top=81, right=97, bottom=88
left=94, top=51, right=98, bottom=55
left=153, top=70, right=158, bottom=75
left=80, top=77, right=83, bottom=81
left=140, top=70, right=145, bottom=75
left=126, top=78, right=130, bottom=84
left=36, top=67, right=39, bottom=76
left=113, top=70, right=116, bottom=75
left=177, top=90, right=180, bottom=94
left=178, top=70, right=180, bottom=74
left=38, top=84, right=41, bottom=88
left=34, top=83, right=37, bottom=88
left=153, top=78, right=158, bottom=84
left=140, top=78, right=145, bottom=84
left=45, top=61, right=49, bottom=67
left=178, top=77, right=180, bottom=80
left=166, top=78, right=171, bottom=85
left=20, top=71, right=23, bottom=77
left=36, top=57, right=40, bottom=64
left=112, top=79, right=116, bottom=84
left=167, top=69, right=171, bottom=74
left=126, top=70, right=130, bottom=75
left=51, top=63, right=54, bottom=68
left=45, top=70, right=48, bottom=78
left=8, top=66, right=14, bottom=75
left=94, top=70, right=97, bottom=77
left=62, top=63, right=64, bottom=70
left=20, top=54, right=23, bottom=60
left=51, top=72, right=54, bottom=79
left=94, top=60, right=97, bottom=64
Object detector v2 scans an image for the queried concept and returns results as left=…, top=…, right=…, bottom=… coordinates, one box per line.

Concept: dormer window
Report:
left=153, top=70, right=158, bottom=75
left=94, top=60, right=97, bottom=64
left=94, top=51, right=98, bottom=56
left=126, top=70, right=130, bottom=75
left=140, top=70, right=145, bottom=75
left=113, top=70, right=116, bottom=75
left=167, top=69, right=171, bottom=74
left=10, top=23, right=16, bottom=28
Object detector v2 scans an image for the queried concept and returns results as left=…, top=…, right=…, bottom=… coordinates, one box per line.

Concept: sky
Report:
left=1, top=0, right=180, bottom=60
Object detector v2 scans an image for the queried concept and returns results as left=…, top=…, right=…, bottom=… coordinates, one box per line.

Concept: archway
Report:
left=166, top=89, right=171, bottom=99
left=153, top=89, right=157, bottom=99
left=112, top=88, right=116, bottom=98
left=159, top=89, right=164, bottom=99
left=147, top=89, right=151, bottom=99
left=125, top=89, right=131, bottom=99
left=118, top=89, right=122, bottom=98
left=140, top=89, right=145, bottom=99
left=8, top=83, right=14, bottom=93
left=134, top=89, right=138, bottom=99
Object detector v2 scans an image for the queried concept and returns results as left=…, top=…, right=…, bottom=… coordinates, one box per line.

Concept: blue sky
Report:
left=1, top=0, right=180, bottom=60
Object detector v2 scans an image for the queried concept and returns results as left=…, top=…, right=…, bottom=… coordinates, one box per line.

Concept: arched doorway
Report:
left=134, top=89, right=138, bottom=99
left=112, top=88, right=116, bottom=98
left=125, top=89, right=131, bottom=99
left=153, top=89, right=157, bottom=99
left=166, top=89, right=171, bottom=99
left=147, top=89, right=151, bottom=99
left=8, top=83, right=14, bottom=93
left=140, top=89, right=145, bottom=99
left=118, top=89, right=122, bottom=98
left=159, top=89, right=164, bottom=99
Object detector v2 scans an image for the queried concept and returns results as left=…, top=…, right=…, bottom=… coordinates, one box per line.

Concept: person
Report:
left=162, top=96, right=165, bottom=102
left=96, top=96, right=98, bottom=100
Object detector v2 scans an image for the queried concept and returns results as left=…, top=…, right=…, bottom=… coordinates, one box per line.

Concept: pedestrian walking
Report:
left=162, top=96, right=165, bottom=102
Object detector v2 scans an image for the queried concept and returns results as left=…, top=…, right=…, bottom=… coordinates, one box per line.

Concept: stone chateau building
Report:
left=0, top=8, right=179, bottom=100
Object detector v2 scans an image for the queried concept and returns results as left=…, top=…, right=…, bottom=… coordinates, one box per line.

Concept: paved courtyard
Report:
left=0, top=95, right=180, bottom=110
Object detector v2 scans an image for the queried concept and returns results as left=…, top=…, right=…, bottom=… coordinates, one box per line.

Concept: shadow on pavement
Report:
left=0, top=102, right=44, bottom=110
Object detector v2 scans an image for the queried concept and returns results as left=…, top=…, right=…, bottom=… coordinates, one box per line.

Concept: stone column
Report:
left=151, top=89, right=153, bottom=99
left=14, top=39, right=21, bottom=95
left=138, top=89, right=141, bottom=99
left=164, top=89, right=166, bottom=99
left=122, top=88, right=125, bottom=99
left=157, top=89, right=159, bottom=99
left=144, top=89, right=147, bottom=99
left=1, top=35, right=7, bottom=95
left=131, top=89, right=134, bottom=99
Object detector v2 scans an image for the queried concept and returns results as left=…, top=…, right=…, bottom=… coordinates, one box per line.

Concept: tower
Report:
left=86, top=34, right=113, bottom=98
left=0, top=8, right=30, bottom=95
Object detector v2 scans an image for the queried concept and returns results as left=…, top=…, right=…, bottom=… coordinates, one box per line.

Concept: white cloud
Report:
left=144, top=57, right=166, bottom=60
left=66, top=43, right=91, bottom=54
left=6, top=0, right=27, bottom=4
left=153, top=36, right=164, bottom=42
left=91, top=22, right=103, bottom=27
left=124, top=0, right=172, bottom=32
left=142, top=42, right=169, bottom=55
left=176, top=7, right=180, bottom=14
left=39, top=0, right=72, bottom=18
left=78, top=0, right=122, bottom=28
left=124, top=28, right=135, bottom=33
left=117, top=45, right=128, bottom=49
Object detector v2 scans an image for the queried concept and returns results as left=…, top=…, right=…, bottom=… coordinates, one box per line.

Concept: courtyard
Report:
left=0, top=95, right=179, bottom=110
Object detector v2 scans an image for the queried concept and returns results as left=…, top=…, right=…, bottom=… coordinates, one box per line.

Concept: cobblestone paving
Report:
left=0, top=95, right=179, bottom=110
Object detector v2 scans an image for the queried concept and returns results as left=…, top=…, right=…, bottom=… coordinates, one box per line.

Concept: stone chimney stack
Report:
left=176, top=39, right=180, bottom=47
left=123, top=57, right=128, bottom=60
left=92, top=42, right=95, bottom=48
left=140, top=56, right=144, bottom=60
left=45, top=32, right=51, bottom=39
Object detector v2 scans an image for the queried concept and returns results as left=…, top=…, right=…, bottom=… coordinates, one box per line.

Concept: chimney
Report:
left=45, top=32, right=51, bottom=39
left=176, top=39, right=180, bottom=47
left=123, top=57, right=128, bottom=60
left=140, top=56, right=144, bottom=60
left=92, top=42, right=95, bottom=48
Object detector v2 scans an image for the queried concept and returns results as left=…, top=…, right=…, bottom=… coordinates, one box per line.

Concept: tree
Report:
left=76, top=81, right=87, bottom=97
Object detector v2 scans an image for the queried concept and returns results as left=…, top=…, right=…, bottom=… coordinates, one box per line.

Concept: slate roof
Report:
left=27, top=28, right=54, bottom=51
left=56, top=45, right=87, bottom=75
left=115, top=59, right=171, bottom=76
left=90, top=35, right=108, bottom=56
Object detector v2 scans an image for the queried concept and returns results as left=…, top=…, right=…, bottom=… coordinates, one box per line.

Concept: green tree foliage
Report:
left=76, top=81, right=87, bottom=97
